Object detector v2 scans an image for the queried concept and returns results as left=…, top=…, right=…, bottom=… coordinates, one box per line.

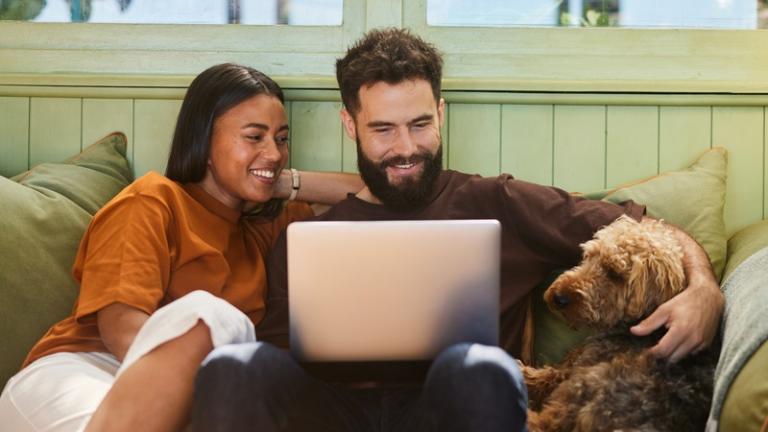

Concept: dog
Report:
left=523, top=215, right=715, bottom=432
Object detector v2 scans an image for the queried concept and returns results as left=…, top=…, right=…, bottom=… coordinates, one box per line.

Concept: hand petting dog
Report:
left=524, top=216, right=718, bottom=432
left=631, top=217, right=724, bottom=363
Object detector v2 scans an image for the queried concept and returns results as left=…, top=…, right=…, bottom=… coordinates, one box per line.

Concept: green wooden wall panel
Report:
left=335, top=91, right=357, bottom=172
left=342, top=133, right=358, bottom=173
left=606, top=106, right=659, bottom=187
left=290, top=101, right=343, bottom=172
left=553, top=105, right=606, bottom=192
left=448, top=104, right=500, bottom=176
left=501, top=104, right=553, bottom=185
left=29, top=97, right=81, bottom=167
left=0, top=97, right=29, bottom=176
left=82, top=98, right=134, bottom=167
left=658, top=106, right=712, bottom=172
left=133, top=99, right=181, bottom=177
left=713, top=106, right=764, bottom=235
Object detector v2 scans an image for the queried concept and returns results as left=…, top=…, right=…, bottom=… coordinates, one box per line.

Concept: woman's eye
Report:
left=276, top=136, right=290, bottom=146
left=247, top=135, right=263, bottom=142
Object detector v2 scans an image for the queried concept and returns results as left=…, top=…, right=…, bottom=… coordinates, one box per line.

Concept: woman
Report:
left=0, top=63, right=362, bottom=432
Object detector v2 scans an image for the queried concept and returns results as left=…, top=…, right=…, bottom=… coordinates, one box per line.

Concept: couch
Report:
left=1, top=132, right=765, bottom=430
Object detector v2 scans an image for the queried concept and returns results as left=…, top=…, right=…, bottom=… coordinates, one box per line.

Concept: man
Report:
left=191, top=28, right=723, bottom=432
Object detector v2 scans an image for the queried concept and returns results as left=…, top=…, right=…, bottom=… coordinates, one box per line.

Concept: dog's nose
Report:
left=552, top=293, right=571, bottom=308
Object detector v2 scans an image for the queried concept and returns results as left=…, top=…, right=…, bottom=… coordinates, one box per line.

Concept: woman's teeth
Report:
left=250, top=169, right=275, bottom=179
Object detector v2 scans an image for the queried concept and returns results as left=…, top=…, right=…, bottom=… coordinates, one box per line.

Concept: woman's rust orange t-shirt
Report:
left=24, top=172, right=312, bottom=367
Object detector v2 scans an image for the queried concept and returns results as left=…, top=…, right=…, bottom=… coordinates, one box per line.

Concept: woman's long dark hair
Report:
left=165, top=63, right=286, bottom=218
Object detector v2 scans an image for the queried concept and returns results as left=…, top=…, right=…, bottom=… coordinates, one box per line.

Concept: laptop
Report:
left=287, top=219, right=500, bottom=380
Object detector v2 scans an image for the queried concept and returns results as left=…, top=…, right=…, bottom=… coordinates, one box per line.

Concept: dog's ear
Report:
left=626, top=258, right=652, bottom=320
left=647, top=246, right=686, bottom=301
left=625, top=220, right=686, bottom=317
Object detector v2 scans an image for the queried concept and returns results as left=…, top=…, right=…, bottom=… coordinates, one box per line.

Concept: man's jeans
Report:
left=190, top=342, right=528, bottom=432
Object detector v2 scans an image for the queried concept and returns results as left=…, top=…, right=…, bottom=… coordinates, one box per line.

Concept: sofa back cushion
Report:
left=0, top=132, right=132, bottom=390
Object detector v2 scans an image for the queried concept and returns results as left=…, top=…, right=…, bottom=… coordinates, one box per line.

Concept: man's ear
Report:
left=340, top=108, right=357, bottom=141
left=437, top=98, right=446, bottom=128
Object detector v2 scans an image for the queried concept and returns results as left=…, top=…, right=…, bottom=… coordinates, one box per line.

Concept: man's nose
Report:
left=391, top=128, right=417, bottom=157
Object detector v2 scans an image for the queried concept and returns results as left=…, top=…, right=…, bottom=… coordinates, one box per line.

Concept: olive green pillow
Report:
left=722, top=219, right=768, bottom=282
left=533, top=147, right=728, bottom=365
left=0, top=132, right=132, bottom=390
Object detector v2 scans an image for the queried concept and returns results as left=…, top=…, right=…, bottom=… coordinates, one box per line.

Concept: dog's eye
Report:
left=605, top=267, right=624, bottom=282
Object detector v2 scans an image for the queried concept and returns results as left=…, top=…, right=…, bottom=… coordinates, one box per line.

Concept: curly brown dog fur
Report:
left=523, top=216, right=715, bottom=432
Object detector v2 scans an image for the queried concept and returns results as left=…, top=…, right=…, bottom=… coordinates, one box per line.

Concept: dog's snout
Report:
left=552, top=293, right=571, bottom=308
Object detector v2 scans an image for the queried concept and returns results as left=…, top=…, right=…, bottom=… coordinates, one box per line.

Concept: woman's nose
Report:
left=261, top=138, right=282, bottom=162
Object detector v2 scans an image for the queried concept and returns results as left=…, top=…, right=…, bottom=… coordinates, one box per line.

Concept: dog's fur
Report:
left=523, top=216, right=715, bottom=432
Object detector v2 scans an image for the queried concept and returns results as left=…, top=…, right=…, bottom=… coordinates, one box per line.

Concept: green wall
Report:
left=1, top=0, right=767, bottom=235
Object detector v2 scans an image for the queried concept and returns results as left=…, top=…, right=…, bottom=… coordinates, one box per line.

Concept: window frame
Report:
left=0, top=0, right=364, bottom=86
left=2, top=0, right=768, bottom=94
left=406, top=0, right=768, bottom=93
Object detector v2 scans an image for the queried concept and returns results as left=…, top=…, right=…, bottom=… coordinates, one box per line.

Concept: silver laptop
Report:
left=287, top=219, right=500, bottom=363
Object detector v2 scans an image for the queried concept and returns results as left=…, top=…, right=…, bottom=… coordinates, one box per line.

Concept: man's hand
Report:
left=630, top=276, right=723, bottom=363
left=630, top=217, right=724, bottom=363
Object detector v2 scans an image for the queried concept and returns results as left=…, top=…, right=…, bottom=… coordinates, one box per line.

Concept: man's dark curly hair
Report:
left=336, top=28, right=443, bottom=116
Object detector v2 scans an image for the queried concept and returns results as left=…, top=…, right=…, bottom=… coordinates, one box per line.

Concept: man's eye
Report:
left=413, top=122, right=429, bottom=129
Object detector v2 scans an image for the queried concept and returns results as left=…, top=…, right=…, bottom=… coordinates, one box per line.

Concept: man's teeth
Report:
left=250, top=169, right=275, bottom=179
left=394, top=163, right=415, bottom=169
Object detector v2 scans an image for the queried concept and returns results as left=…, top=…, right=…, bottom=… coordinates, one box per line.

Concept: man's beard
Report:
left=356, top=139, right=443, bottom=212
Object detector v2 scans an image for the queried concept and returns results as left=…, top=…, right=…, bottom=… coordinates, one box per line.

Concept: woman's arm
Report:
left=273, top=169, right=363, bottom=205
left=97, top=302, right=150, bottom=362
left=88, top=318, right=212, bottom=432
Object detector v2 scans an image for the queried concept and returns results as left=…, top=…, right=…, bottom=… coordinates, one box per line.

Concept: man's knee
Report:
left=420, top=344, right=528, bottom=431
left=196, top=342, right=299, bottom=395
left=427, top=343, right=527, bottom=400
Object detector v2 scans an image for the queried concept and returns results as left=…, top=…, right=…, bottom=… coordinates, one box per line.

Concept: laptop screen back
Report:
left=287, top=219, right=500, bottom=362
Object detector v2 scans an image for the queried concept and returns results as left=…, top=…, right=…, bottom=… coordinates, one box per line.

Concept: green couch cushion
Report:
left=534, top=147, right=728, bottom=365
left=720, top=340, right=768, bottom=432
left=722, top=219, right=768, bottom=282
left=716, top=220, right=768, bottom=431
left=0, top=132, right=132, bottom=390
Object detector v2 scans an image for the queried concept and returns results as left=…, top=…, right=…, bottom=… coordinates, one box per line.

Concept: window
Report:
left=427, top=0, right=768, bottom=29
left=0, top=0, right=362, bottom=77
left=0, top=0, right=343, bottom=25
